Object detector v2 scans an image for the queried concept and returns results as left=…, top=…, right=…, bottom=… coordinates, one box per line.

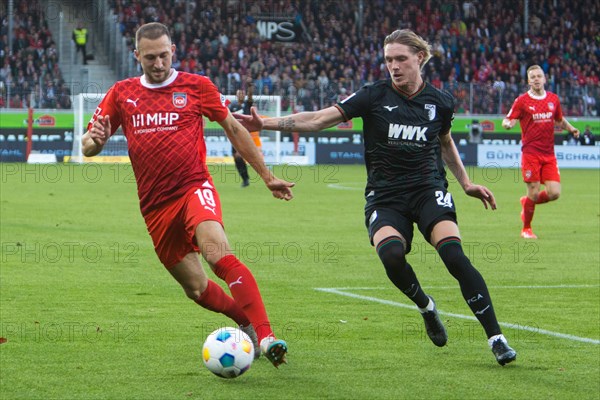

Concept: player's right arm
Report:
left=502, top=97, right=521, bottom=129
left=502, top=117, right=517, bottom=130
left=81, top=87, right=121, bottom=157
left=82, top=115, right=111, bottom=156
left=237, top=106, right=345, bottom=133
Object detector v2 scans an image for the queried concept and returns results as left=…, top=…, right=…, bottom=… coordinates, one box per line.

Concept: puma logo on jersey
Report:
left=228, top=276, right=243, bottom=288
left=528, top=106, right=535, bottom=111
left=383, top=105, right=398, bottom=111
left=388, top=124, right=428, bottom=141
left=204, top=205, right=216, bottom=215
left=127, top=98, right=139, bottom=107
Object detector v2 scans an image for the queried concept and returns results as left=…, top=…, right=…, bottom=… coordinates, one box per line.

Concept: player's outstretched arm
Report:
left=559, top=117, right=580, bottom=138
left=502, top=118, right=516, bottom=130
left=234, top=106, right=344, bottom=133
left=440, top=132, right=496, bottom=210
left=82, top=115, right=111, bottom=157
left=220, top=112, right=294, bottom=201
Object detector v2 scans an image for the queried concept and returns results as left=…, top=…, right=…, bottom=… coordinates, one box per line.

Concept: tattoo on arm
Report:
left=278, top=117, right=295, bottom=131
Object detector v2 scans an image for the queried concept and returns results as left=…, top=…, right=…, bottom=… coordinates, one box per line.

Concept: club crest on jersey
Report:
left=548, top=102, right=554, bottom=111
left=425, top=104, right=436, bottom=120
left=172, top=92, right=187, bottom=108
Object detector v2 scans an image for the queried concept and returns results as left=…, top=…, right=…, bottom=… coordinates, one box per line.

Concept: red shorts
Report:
left=521, top=153, right=561, bottom=183
left=143, top=180, right=223, bottom=269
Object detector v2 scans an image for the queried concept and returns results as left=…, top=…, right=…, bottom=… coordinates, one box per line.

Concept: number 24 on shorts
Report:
left=435, top=190, right=453, bottom=208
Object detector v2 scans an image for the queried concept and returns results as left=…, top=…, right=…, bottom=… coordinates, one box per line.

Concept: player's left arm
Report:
left=558, top=117, right=580, bottom=138
left=439, top=132, right=496, bottom=210
left=219, top=112, right=294, bottom=200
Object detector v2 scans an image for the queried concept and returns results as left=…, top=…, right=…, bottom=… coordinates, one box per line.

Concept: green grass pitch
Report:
left=1, top=163, right=599, bottom=399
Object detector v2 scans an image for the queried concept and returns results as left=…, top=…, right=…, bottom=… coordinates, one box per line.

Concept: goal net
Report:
left=207, top=94, right=282, bottom=164
left=70, top=93, right=284, bottom=164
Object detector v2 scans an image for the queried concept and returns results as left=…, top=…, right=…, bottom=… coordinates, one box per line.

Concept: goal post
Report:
left=70, top=92, right=130, bottom=163
left=70, top=93, right=285, bottom=164
left=70, top=92, right=101, bottom=163
left=209, top=94, right=283, bottom=164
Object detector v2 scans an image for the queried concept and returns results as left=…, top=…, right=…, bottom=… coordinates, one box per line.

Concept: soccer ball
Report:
left=202, top=327, right=254, bottom=378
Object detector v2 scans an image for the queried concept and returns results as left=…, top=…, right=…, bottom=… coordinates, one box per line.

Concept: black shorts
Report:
left=364, top=184, right=457, bottom=253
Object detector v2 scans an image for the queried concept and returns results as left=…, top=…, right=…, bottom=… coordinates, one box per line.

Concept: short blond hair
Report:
left=526, top=64, right=543, bottom=76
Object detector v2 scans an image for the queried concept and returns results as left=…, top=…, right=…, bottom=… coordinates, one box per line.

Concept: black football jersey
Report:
left=336, top=80, right=455, bottom=196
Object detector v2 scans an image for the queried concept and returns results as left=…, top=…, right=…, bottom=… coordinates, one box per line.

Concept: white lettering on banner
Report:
left=478, top=144, right=600, bottom=169
left=205, top=142, right=316, bottom=165
left=256, top=20, right=296, bottom=41
left=0, top=134, right=65, bottom=142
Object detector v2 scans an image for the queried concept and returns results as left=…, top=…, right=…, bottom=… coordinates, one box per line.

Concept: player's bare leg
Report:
left=169, top=253, right=252, bottom=329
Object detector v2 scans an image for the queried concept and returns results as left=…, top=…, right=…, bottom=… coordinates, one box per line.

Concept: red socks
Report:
left=522, top=197, right=536, bottom=229
left=213, top=254, right=273, bottom=342
left=523, top=191, right=550, bottom=228
left=195, top=280, right=250, bottom=326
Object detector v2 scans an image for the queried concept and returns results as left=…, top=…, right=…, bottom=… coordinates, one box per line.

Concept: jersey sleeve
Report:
left=86, top=85, right=122, bottom=136
left=335, top=86, right=371, bottom=120
left=553, top=95, right=564, bottom=122
left=440, top=91, right=455, bottom=135
left=199, top=79, right=229, bottom=122
left=506, top=96, right=522, bottom=120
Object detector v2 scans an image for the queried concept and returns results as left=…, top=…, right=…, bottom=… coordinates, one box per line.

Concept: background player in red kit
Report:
left=81, top=22, right=293, bottom=367
left=502, top=65, right=579, bottom=239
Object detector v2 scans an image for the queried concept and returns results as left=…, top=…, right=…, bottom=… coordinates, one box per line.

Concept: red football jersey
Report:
left=506, top=90, right=564, bottom=156
left=88, top=70, right=229, bottom=215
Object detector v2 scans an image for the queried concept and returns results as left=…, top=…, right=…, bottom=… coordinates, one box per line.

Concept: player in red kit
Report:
left=502, top=65, right=579, bottom=239
left=82, top=22, right=292, bottom=367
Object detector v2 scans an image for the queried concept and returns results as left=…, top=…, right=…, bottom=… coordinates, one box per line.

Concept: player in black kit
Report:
left=228, top=86, right=254, bottom=187
left=235, top=29, right=516, bottom=366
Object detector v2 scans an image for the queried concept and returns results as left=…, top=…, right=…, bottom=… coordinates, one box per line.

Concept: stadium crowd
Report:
left=0, top=1, right=72, bottom=109
left=1, top=0, right=599, bottom=116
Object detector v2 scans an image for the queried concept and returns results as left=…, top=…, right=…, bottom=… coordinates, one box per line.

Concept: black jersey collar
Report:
left=391, top=80, right=426, bottom=99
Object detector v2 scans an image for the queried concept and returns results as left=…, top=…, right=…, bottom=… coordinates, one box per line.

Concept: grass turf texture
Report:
left=1, top=163, right=598, bottom=400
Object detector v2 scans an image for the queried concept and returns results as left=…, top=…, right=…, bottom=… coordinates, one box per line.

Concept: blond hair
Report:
left=383, top=29, right=432, bottom=68
left=527, top=65, right=544, bottom=74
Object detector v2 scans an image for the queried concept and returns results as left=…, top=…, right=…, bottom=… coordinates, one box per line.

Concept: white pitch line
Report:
left=324, top=285, right=600, bottom=290
left=315, top=287, right=600, bottom=345
left=326, top=183, right=363, bottom=191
